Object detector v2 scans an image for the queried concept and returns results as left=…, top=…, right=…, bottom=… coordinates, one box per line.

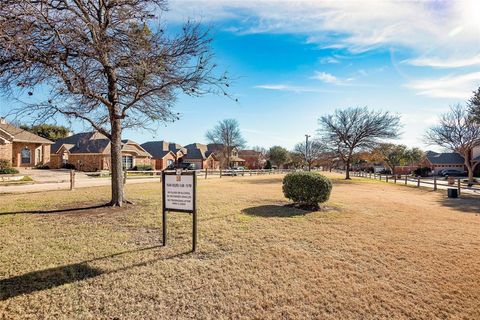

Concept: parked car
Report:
left=440, top=169, right=467, bottom=177
left=166, top=162, right=195, bottom=170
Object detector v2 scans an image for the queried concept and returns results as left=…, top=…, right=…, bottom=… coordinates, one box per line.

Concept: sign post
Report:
left=162, top=170, right=197, bottom=252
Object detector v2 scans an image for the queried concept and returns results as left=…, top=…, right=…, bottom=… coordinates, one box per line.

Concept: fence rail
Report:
left=348, top=170, right=480, bottom=196
left=123, top=168, right=300, bottom=182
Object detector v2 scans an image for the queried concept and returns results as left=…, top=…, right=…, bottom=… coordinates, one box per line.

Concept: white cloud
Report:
left=319, top=56, right=340, bottom=64
left=311, top=71, right=340, bottom=84
left=406, top=72, right=480, bottom=99
left=255, top=84, right=339, bottom=93
left=405, top=54, right=480, bottom=68
left=168, top=0, right=480, bottom=66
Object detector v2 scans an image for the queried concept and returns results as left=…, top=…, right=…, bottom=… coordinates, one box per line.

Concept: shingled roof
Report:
left=52, top=132, right=151, bottom=157
left=183, top=143, right=215, bottom=160
left=426, top=151, right=465, bottom=165
left=0, top=121, right=53, bottom=144
left=141, top=141, right=185, bottom=159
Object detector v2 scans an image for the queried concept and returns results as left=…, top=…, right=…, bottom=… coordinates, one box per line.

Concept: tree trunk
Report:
left=464, top=152, right=474, bottom=185
left=110, top=118, right=124, bottom=206
left=345, top=160, right=351, bottom=179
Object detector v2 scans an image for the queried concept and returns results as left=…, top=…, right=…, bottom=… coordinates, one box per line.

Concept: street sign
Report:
left=162, top=170, right=197, bottom=251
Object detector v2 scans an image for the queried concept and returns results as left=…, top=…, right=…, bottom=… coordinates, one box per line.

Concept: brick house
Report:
left=50, top=132, right=152, bottom=171
left=425, top=151, right=466, bottom=174
left=206, top=144, right=246, bottom=168
left=141, top=141, right=186, bottom=170
left=182, top=143, right=220, bottom=169
left=238, top=150, right=266, bottom=169
left=0, top=118, right=53, bottom=168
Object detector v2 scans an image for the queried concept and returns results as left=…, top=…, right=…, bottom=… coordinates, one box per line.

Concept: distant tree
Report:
left=405, top=147, right=425, bottom=166
left=318, top=107, right=401, bottom=179
left=468, top=87, right=480, bottom=121
left=20, top=124, right=70, bottom=141
left=294, top=139, right=324, bottom=171
left=370, top=143, right=408, bottom=175
left=206, top=119, right=246, bottom=168
left=268, top=146, right=289, bottom=168
left=249, top=146, right=267, bottom=169
left=0, top=0, right=229, bottom=206
left=264, top=160, right=272, bottom=169
left=285, top=151, right=304, bottom=169
left=426, top=104, right=480, bottom=184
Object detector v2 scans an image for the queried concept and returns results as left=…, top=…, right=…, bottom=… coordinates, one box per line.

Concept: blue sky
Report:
left=2, top=0, right=480, bottom=151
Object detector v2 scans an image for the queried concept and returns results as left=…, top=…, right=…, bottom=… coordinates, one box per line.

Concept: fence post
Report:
left=458, top=178, right=461, bottom=196
left=123, top=170, right=127, bottom=185
left=434, top=176, right=437, bottom=191
left=205, top=168, right=208, bottom=179
left=386, top=175, right=389, bottom=183
left=220, top=168, right=222, bottom=178
left=394, top=174, right=397, bottom=184
left=405, top=175, right=407, bottom=185
left=417, top=177, right=420, bottom=187
left=69, top=170, right=75, bottom=190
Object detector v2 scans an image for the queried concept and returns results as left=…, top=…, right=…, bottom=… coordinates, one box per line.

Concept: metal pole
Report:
left=192, top=172, right=197, bottom=252
left=162, top=171, right=166, bottom=246
left=305, top=134, right=311, bottom=171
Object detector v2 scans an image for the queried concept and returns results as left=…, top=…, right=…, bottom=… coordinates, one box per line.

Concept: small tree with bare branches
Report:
left=0, top=0, right=229, bottom=206
left=318, top=107, right=401, bottom=179
left=426, top=104, right=480, bottom=184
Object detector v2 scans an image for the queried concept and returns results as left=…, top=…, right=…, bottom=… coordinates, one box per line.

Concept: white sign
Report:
left=164, top=174, right=194, bottom=211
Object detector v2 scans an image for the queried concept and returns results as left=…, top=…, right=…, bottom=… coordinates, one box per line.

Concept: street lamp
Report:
left=305, top=134, right=311, bottom=171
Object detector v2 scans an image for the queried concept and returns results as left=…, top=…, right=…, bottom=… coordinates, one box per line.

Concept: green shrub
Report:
left=412, top=167, right=431, bottom=177
left=0, top=159, right=19, bottom=174
left=282, top=172, right=332, bottom=209
left=35, top=164, right=50, bottom=169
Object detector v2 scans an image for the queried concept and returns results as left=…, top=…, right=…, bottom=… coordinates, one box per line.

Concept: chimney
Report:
left=0, top=117, right=6, bottom=124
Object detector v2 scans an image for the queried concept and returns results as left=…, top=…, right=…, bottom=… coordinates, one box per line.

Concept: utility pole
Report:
left=305, top=134, right=311, bottom=171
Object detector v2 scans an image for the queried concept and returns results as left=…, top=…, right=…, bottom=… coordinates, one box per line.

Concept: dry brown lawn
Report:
left=0, top=172, right=479, bottom=319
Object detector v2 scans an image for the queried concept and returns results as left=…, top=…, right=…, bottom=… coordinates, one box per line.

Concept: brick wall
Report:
left=0, top=142, right=12, bottom=164
left=69, top=154, right=104, bottom=171
left=11, top=142, right=49, bottom=167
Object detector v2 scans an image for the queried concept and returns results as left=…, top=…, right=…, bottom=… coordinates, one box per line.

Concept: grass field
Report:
left=1, top=172, right=479, bottom=319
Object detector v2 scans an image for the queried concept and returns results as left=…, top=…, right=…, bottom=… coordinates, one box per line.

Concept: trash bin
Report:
left=447, top=188, right=458, bottom=198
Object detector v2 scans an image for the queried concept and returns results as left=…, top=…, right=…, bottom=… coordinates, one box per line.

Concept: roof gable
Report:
left=426, top=151, right=465, bottom=165
left=0, top=122, right=53, bottom=144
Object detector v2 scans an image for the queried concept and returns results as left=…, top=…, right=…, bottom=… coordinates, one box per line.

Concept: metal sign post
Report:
left=162, top=170, right=197, bottom=252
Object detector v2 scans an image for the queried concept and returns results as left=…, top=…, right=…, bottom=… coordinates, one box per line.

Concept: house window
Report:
left=21, top=147, right=30, bottom=164
left=122, top=156, right=133, bottom=170
left=167, top=159, right=174, bottom=167
left=36, top=148, right=42, bottom=164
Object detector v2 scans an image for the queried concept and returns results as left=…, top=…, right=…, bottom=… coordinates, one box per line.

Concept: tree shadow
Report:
left=242, top=205, right=309, bottom=218
left=239, top=178, right=284, bottom=185
left=0, top=203, right=111, bottom=216
left=438, top=196, right=480, bottom=214
left=0, top=246, right=190, bottom=301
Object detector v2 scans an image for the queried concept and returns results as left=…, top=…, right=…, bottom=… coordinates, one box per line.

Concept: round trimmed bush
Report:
left=282, top=172, right=332, bottom=209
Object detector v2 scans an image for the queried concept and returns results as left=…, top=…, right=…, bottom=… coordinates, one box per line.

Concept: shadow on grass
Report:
left=0, top=246, right=189, bottom=301
left=242, top=205, right=308, bottom=218
left=438, top=195, right=480, bottom=214
left=238, top=178, right=284, bottom=185
left=0, top=203, right=110, bottom=216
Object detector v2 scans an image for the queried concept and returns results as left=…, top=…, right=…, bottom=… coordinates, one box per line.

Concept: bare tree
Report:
left=318, top=107, right=401, bottom=179
left=426, top=104, right=480, bottom=184
left=0, top=0, right=229, bottom=206
left=205, top=119, right=246, bottom=168
left=294, top=139, right=324, bottom=171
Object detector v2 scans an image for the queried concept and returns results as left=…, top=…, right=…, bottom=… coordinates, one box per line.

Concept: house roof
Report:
left=183, top=143, right=215, bottom=160
left=426, top=151, right=465, bottom=165
left=0, top=122, right=54, bottom=144
left=141, top=140, right=185, bottom=159
left=239, top=150, right=262, bottom=157
left=52, top=132, right=150, bottom=157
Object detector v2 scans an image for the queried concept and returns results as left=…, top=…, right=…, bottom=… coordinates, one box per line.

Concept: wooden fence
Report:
left=349, top=170, right=480, bottom=196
